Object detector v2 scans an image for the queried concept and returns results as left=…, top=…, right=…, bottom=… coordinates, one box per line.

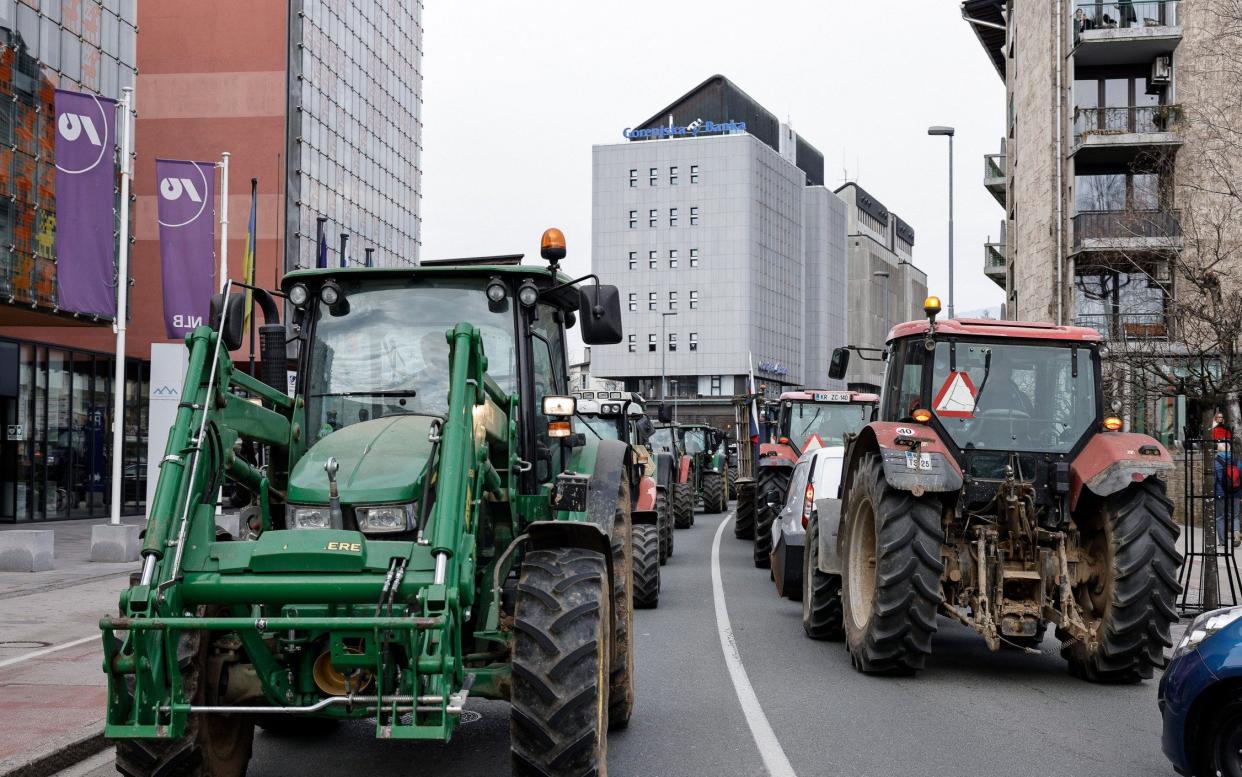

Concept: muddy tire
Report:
left=632, top=524, right=661, bottom=609
left=727, top=464, right=738, bottom=491
left=1061, top=479, right=1181, bottom=683
left=702, top=472, right=726, bottom=514
left=841, top=454, right=944, bottom=674
left=753, top=467, right=791, bottom=569
left=607, top=486, right=635, bottom=730
left=802, top=514, right=844, bottom=641
left=511, top=548, right=610, bottom=777
left=673, top=483, right=694, bottom=529
left=116, top=609, right=255, bottom=777
left=733, top=481, right=756, bottom=540
left=656, top=490, right=672, bottom=564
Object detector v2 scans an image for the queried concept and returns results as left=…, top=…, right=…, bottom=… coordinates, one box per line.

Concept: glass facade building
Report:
left=285, top=0, right=423, bottom=270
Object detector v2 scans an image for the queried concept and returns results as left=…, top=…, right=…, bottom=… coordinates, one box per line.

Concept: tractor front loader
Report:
left=101, top=229, right=639, bottom=777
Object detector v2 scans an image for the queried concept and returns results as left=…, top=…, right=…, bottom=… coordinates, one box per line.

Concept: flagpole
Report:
left=218, top=151, right=230, bottom=291
left=108, top=86, right=134, bottom=526
left=248, top=178, right=258, bottom=376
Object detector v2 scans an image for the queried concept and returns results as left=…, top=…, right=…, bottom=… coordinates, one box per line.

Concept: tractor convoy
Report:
left=101, top=228, right=1184, bottom=777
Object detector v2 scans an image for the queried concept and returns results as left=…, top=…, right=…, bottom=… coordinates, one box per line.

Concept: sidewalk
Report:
left=0, top=517, right=143, bottom=776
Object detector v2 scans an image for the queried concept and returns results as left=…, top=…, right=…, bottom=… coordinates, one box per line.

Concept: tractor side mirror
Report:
left=658, top=403, right=672, bottom=423
left=636, top=417, right=655, bottom=444
left=208, top=293, right=247, bottom=351
left=828, top=347, right=850, bottom=380
left=577, top=285, right=623, bottom=345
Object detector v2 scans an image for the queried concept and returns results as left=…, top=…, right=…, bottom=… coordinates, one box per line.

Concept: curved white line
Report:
left=0, top=634, right=98, bottom=669
left=54, top=94, right=110, bottom=175
left=157, top=161, right=210, bottom=228
left=711, top=512, right=798, bottom=777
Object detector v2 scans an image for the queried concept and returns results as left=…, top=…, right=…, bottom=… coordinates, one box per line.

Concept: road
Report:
left=61, top=505, right=1174, bottom=777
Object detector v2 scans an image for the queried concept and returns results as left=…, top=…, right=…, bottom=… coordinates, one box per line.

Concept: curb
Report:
left=0, top=722, right=108, bottom=777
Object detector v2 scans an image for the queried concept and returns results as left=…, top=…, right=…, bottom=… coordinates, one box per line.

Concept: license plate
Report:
left=813, top=391, right=850, bottom=403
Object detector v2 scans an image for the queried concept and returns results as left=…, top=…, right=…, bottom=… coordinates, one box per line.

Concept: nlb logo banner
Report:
left=54, top=89, right=118, bottom=317
left=156, top=158, right=216, bottom=339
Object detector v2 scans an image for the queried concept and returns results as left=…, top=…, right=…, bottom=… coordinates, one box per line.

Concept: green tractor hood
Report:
left=288, top=415, right=436, bottom=504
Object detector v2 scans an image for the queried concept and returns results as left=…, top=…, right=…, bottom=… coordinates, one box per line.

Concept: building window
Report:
left=649, top=209, right=658, bottom=228
left=649, top=167, right=658, bottom=186
left=689, top=290, right=699, bottom=309
left=629, top=169, right=638, bottom=188
left=1074, top=269, right=1167, bottom=340
left=628, top=251, right=637, bottom=271
left=628, top=293, right=637, bottom=312
left=690, top=164, right=699, bottom=184
left=669, top=249, right=678, bottom=268
left=710, top=375, right=722, bottom=395
left=689, top=206, right=699, bottom=225
left=648, top=292, right=657, bottom=311
left=668, top=332, right=677, bottom=352
left=648, top=334, right=657, bottom=352
left=670, top=207, right=678, bottom=227
left=627, top=334, right=636, bottom=352
left=690, top=332, right=699, bottom=351
left=690, top=248, right=699, bottom=267
left=670, top=165, right=679, bottom=185
left=669, top=291, right=678, bottom=310
left=649, top=250, right=658, bottom=269
left=628, top=210, right=637, bottom=229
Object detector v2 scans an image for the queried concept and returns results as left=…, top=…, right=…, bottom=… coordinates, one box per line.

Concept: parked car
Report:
left=769, top=445, right=847, bottom=599
left=1160, top=605, right=1242, bottom=775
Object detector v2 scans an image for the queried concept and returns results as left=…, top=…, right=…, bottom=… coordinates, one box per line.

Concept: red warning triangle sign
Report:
left=933, top=371, right=978, bottom=418
left=803, top=433, right=826, bottom=452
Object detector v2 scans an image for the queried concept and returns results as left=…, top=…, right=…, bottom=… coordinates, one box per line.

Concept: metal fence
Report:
left=1073, top=105, right=1181, bottom=144
left=1074, top=1, right=1178, bottom=31
left=1179, top=438, right=1242, bottom=615
left=1072, top=209, right=1181, bottom=248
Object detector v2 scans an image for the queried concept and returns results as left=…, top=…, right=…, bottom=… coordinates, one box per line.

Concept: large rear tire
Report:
left=115, top=610, right=255, bottom=777
left=656, top=490, right=672, bottom=564
left=1061, top=479, right=1181, bottom=683
left=733, top=481, right=756, bottom=540
left=753, top=467, right=791, bottom=569
left=511, top=548, right=610, bottom=777
left=632, top=524, right=661, bottom=609
left=802, top=514, right=844, bottom=641
left=673, top=483, right=694, bottom=529
left=608, top=487, right=635, bottom=730
left=840, top=454, right=944, bottom=674
left=702, top=472, right=726, bottom=514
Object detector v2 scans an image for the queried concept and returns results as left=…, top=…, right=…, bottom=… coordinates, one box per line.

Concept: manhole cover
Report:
left=459, top=710, right=482, bottom=724
left=0, top=640, right=51, bottom=649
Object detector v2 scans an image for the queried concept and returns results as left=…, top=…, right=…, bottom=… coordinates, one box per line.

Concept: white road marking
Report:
left=710, top=512, right=798, bottom=777
left=0, top=634, right=99, bottom=669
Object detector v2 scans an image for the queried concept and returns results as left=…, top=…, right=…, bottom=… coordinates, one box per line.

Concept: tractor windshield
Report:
left=782, top=402, right=871, bottom=448
left=306, top=278, right=516, bottom=444
left=649, top=427, right=675, bottom=453
left=578, top=414, right=623, bottom=441
left=682, top=429, right=707, bottom=454
left=928, top=341, right=1096, bottom=454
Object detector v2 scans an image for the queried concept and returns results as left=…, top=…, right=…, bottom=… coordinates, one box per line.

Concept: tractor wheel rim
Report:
left=848, top=498, right=877, bottom=631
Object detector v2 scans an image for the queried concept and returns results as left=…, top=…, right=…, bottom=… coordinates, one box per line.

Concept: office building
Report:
left=590, top=75, right=849, bottom=430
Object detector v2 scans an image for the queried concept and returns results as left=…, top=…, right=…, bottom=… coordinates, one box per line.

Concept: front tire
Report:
left=840, top=454, right=944, bottom=674
left=733, top=481, right=756, bottom=540
left=802, top=514, right=844, bottom=641
left=1061, top=479, right=1181, bottom=683
left=753, top=467, right=791, bottom=569
left=656, top=490, right=672, bottom=564
left=608, top=487, right=635, bottom=729
left=632, top=524, right=660, bottom=609
left=673, top=483, right=694, bottom=529
left=511, top=548, right=610, bottom=777
left=702, top=472, right=726, bottom=514
left=1197, top=698, right=1242, bottom=777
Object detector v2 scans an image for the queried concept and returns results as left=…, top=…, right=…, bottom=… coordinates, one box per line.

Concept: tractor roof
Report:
left=779, top=390, right=880, bottom=404
left=282, top=262, right=572, bottom=287
left=887, top=317, right=1101, bottom=343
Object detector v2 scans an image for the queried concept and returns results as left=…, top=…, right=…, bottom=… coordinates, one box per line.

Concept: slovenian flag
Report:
left=242, top=178, right=257, bottom=331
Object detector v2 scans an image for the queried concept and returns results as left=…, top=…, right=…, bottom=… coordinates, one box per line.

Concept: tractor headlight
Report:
left=288, top=505, right=332, bottom=529
left=1173, top=606, right=1242, bottom=659
left=355, top=503, right=417, bottom=534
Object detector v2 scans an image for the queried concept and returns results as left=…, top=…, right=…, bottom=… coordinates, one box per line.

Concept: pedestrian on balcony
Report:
left=1214, top=438, right=1242, bottom=549
left=1074, top=8, right=1094, bottom=34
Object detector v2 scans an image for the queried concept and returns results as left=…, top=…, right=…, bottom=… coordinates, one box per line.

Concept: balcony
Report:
left=1071, top=209, right=1181, bottom=254
left=984, top=241, right=1007, bottom=289
left=1072, top=1, right=1181, bottom=66
left=1074, top=311, right=1170, bottom=342
left=983, top=153, right=1005, bottom=207
left=1071, top=105, right=1182, bottom=163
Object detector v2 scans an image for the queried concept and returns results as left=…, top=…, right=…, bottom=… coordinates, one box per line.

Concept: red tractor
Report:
left=808, top=297, right=1181, bottom=682
left=751, top=390, right=878, bottom=569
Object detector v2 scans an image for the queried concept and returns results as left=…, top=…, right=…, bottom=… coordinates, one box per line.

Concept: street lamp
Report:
left=873, top=270, right=891, bottom=336
left=670, top=379, right=679, bottom=423
left=928, top=125, right=955, bottom=319
left=661, top=311, right=677, bottom=403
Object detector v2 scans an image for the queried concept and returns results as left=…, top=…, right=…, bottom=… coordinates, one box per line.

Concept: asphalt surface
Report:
left=65, top=504, right=1175, bottom=777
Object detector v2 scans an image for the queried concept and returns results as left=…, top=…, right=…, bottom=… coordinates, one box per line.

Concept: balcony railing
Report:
left=1073, top=105, right=1182, bottom=144
left=1073, top=1, right=1178, bottom=36
left=985, top=242, right=1006, bottom=271
left=984, top=154, right=1005, bottom=180
left=1072, top=209, right=1181, bottom=249
left=1074, top=311, right=1171, bottom=341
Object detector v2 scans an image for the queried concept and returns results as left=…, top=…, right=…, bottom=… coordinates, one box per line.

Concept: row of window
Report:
left=627, top=248, right=700, bottom=270
left=628, top=207, right=700, bottom=228
left=630, top=164, right=700, bottom=187
left=627, top=290, right=699, bottom=311
left=626, top=332, right=700, bottom=352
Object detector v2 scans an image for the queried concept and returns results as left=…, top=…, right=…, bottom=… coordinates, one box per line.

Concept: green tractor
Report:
left=100, top=230, right=640, bottom=777
left=649, top=423, right=729, bottom=527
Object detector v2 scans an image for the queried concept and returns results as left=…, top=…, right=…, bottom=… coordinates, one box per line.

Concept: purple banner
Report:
left=54, top=89, right=118, bottom=317
left=156, top=159, right=216, bottom=339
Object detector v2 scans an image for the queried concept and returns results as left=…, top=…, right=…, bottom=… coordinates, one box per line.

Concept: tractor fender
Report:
left=813, top=496, right=843, bottom=575
left=758, top=442, right=799, bottom=467
left=654, top=451, right=675, bottom=491
left=632, top=475, right=659, bottom=526
left=677, top=455, right=691, bottom=485
left=839, top=423, right=963, bottom=510
left=1070, top=432, right=1172, bottom=509
left=532, top=438, right=632, bottom=556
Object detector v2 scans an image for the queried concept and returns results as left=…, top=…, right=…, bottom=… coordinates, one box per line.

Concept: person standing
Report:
left=1215, top=440, right=1242, bottom=549
left=1212, top=410, right=1231, bottom=442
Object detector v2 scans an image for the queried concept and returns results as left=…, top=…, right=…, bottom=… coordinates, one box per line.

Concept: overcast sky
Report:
left=421, top=1, right=1006, bottom=356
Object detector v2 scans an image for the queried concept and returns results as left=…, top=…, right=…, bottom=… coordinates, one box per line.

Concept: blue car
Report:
left=1160, top=605, right=1242, bottom=775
